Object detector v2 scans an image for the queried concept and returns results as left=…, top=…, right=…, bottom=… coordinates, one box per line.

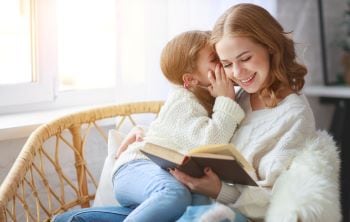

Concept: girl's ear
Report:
left=182, top=73, right=199, bottom=86
left=182, top=73, right=193, bottom=83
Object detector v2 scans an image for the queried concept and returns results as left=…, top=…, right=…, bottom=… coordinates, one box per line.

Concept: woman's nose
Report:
left=233, top=62, right=241, bottom=78
left=227, top=62, right=241, bottom=80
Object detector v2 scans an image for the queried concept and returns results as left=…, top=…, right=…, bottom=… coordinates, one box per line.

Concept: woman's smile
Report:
left=239, top=72, right=256, bottom=86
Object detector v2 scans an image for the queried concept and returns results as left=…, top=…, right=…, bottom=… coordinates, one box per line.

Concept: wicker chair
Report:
left=0, top=100, right=341, bottom=222
left=0, top=101, right=164, bottom=222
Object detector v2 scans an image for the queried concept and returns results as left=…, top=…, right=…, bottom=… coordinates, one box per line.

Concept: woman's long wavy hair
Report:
left=160, top=30, right=215, bottom=115
left=211, top=3, right=307, bottom=107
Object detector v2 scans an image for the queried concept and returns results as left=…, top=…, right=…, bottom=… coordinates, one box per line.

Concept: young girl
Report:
left=110, top=30, right=245, bottom=222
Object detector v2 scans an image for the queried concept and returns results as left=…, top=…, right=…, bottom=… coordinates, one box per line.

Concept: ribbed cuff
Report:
left=213, top=96, right=245, bottom=123
left=216, top=182, right=241, bottom=204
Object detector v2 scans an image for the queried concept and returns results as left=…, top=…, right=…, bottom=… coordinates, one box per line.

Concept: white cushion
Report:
left=93, top=129, right=125, bottom=207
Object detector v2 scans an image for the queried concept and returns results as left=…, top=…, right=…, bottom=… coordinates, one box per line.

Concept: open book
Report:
left=140, top=143, right=258, bottom=186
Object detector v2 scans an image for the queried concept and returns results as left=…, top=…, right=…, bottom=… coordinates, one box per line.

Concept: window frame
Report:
left=0, top=0, right=54, bottom=107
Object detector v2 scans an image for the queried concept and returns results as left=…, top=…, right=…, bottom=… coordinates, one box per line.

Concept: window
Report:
left=0, top=0, right=32, bottom=85
left=0, top=0, right=117, bottom=113
left=0, top=0, right=55, bottom=108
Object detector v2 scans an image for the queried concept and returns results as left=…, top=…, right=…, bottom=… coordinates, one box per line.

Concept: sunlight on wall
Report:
left=56, top=0, right=117, bottom=91
left=119, top=0, right=146, bottom=85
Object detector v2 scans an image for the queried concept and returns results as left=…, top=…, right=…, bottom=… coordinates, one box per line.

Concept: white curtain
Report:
left=114, top=0, right=276, bottom=103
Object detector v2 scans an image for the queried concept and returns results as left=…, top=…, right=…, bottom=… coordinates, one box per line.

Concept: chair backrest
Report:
left=0, top=101, right=163, bottom=222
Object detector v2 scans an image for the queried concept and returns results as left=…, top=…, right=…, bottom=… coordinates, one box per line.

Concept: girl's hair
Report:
left=211, top=3, right=307, bottom=107
left=160, top=30, right=215, bottom=115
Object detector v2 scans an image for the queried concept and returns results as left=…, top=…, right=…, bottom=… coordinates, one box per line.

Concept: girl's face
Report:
left=194, top=45, right=218, bottom=87
left=215, top=36, right=270, bottom=94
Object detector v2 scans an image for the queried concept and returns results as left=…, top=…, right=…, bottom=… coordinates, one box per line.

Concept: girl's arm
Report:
left=114, top=126, right=144, bottom=159
left=114, top=64, right=241, bottom=155
left=146, top=91, right=244, bottom=152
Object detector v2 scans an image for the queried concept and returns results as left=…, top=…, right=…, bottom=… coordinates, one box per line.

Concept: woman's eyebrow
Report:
left=220, top=51, right=250, bottom=62
left=235, top=51, right=249, bottom=59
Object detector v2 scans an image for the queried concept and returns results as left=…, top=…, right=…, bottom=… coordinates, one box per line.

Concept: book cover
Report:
left=140, top=143, right=258, bottom=186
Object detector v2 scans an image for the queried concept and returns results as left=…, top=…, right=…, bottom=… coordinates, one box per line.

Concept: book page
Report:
left=189, top=144, right=255, bottom=172
left=190, top=152, right=234, bottom=160
left=142, top=143, right=185, bottom=164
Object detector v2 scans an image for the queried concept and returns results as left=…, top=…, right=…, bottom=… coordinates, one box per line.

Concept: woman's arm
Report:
left=169, top=167, right=222, bottom=199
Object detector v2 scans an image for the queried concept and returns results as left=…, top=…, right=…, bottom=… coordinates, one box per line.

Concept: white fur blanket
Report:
left=266, top=130, right=341, bottom=222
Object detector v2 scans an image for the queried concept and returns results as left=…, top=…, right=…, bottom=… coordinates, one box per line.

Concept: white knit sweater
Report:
left=112, top=87, right=245, bottom=175
left=216, top=92, right=316, bottom=220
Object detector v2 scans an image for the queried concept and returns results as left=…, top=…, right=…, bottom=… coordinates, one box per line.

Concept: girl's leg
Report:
left=113, top=160, right=192, bottom=222
left=51, top=206, right=132, bottom=222
left=191, top=193, right=212, bottom=206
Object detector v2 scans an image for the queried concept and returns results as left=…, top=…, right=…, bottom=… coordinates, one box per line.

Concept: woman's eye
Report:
left=222, top=63, right=231, bottom=68
left=241, top=56, right=251, bottom=62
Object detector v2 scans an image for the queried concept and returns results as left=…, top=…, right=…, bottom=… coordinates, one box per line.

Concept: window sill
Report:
left=0, top=104, right=113, bottom=141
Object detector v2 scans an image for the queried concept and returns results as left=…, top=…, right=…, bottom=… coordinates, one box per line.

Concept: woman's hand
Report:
left=208, top=64, right=236, bottom=100
left=170, top=167, right=222, bottom=199
left=114, top=127, right=144, bottom=159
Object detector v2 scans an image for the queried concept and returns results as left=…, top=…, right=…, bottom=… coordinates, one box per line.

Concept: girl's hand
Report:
left=114, top=127, right=144, bottom=159
left=170, top=167, right=222, bottom=199
left=207, top=64, right=236, bottom=100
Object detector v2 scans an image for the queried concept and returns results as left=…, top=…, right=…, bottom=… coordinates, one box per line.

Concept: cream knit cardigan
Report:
left=217, top=92, right=317, bottom=220
left=112, top=87, right=245, bottom=175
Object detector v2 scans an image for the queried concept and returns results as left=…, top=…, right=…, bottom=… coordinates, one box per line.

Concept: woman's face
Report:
left=215, top=36, right=270, bottom=94
left=194, top=44, right=218, bottom=87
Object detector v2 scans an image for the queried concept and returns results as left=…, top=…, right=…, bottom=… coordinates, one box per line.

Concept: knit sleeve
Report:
left=146, top=89, right=245, bottom=152
left=216, top=182, right=240, bottom=204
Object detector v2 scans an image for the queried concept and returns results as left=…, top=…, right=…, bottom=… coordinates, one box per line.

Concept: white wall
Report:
left=277, top=0, right=337, bottom=130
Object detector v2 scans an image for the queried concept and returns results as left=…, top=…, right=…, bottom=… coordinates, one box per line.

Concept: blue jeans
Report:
left=52, top=204, right=247, bottom=222
left=52, top=159, right=214, bottom=222
left=52, top=206, right=131, bottom=222
left=177, top=204, right=248, bottom=222
left=113, top=159, right=211, bottom=221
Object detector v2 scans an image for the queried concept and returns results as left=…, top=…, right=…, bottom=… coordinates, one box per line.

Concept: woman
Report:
left=53, top=3, right=316, bottom=222
left=171, top=3, right=316, bottom=221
